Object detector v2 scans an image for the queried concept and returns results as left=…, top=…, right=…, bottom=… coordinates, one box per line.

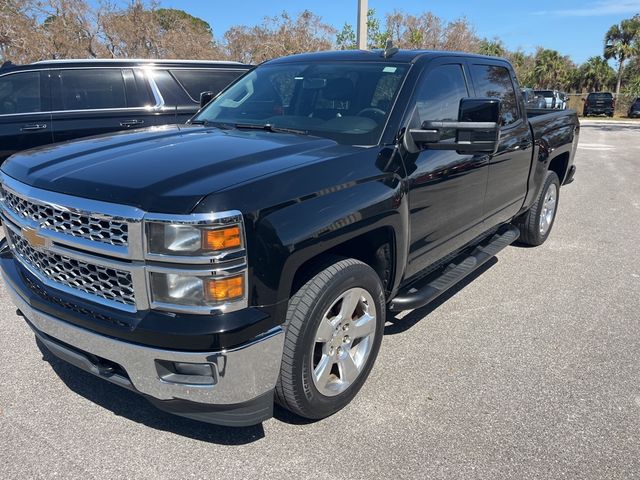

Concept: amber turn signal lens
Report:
left=205, top=275, right=244, bottom=302
left=202, top=226, right=241, bottom=251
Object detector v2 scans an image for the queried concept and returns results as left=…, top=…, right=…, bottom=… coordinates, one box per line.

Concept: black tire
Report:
left=514, top=171, right=560, bottom=246
left=275, top=258, right=385, bottom=420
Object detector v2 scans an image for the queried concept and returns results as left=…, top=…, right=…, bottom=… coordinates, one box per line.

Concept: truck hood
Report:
left=1, top=125, right=350, bottom=214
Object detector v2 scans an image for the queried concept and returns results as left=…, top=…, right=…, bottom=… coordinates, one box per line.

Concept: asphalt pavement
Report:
left=1, top=119, right=639, bottom=479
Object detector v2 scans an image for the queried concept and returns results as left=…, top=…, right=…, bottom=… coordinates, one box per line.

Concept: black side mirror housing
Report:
left=403, top=98, right=501, bottom=154
left=200, top=91, right=216, bottom=108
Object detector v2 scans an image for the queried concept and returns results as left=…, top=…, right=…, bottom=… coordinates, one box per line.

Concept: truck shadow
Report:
left=384, top=257, right=498, bottom=335
left=35, top=339, right=266, bottom=445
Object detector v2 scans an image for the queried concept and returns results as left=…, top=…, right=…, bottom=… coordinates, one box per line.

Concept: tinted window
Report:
left=471, top=64, right=519, bottom=126
left=170, top=69, right=244, bottom=103
left=55, top=69, right=127, bottom=110
left=149, top=69, right=192, bottom=107
left=410, top=64, right=469, bottom=140
left=124, top=68, right=153, bottom=107
left=0, top=72, right=41, bottom=114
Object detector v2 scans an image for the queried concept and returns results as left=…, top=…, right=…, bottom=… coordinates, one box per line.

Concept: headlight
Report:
left=150, top=272, right=245, bottom=307
left=146, top=222, right=242, bottom=256
left=144, top=212, right=247, bottom=312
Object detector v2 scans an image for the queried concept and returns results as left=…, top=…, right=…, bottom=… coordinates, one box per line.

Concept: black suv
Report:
left=583, top=92, right=615, bottom=117
left=0, top=59, right=250, bottom=162
left=628, top=97, right=640, bottom=118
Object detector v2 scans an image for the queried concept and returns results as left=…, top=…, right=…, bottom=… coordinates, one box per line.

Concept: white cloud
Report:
left=534, top=0, right=640, bottom=17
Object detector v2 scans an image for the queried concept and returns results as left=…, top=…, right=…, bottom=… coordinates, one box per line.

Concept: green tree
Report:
left=335, top=8, right=388, bottom=50
left=155, top=8, right=213, bottom=37
left=578, top=56, right=616, bottom=91
left=604, top=15, right=640, bottom=96
left=478, top=39, right=505, bottom=57
left=530, top=48, right=575, bottom=90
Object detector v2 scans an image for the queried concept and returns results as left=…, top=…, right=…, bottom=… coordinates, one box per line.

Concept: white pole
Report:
left=357, top=0, right=368, bottom=50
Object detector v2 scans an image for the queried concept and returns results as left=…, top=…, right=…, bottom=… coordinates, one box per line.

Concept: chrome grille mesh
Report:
left=8, top=230, right=135, bottom=306
left=1, top=187, right=128, bottom=247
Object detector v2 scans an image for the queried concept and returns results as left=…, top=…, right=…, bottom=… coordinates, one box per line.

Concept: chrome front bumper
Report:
left=5, top=279, right=284, bottom=407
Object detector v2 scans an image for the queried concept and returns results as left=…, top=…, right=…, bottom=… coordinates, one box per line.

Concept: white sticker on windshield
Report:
left=383, top=66, right=397, bottom=73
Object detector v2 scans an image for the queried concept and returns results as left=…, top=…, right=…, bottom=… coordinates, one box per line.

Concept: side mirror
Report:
left=200, top=91, right=216, bottom=108
left=403, top=98, right=500, bottom=154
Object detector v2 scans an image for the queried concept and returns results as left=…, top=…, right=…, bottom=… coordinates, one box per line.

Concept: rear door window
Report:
left=54, top=69, right=127, bottom=111
left=170, top=69, right=244, bottom=103
left=0, top=71, right=42, bottom=114
left=470, top=64, right=519, bottom=126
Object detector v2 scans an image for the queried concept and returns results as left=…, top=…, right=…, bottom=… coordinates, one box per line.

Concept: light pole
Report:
left=357, top=0, right=368, bottom=50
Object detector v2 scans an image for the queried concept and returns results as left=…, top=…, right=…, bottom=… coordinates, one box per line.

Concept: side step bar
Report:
left=389, top=225, right=520, bottom=312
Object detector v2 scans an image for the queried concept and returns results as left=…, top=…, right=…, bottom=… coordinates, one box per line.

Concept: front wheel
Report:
left=514, top=171, right=560, bottom=246
left=275, top=258, right=385, bottom=420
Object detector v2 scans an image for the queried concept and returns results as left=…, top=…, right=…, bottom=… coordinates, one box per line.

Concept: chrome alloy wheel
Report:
left=539, top=183, right=558, bottom=235
left=310, top=287, right=378, bottom=397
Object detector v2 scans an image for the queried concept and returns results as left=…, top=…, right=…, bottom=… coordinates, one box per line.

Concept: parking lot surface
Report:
left=1, top=120, right=639, bottom=479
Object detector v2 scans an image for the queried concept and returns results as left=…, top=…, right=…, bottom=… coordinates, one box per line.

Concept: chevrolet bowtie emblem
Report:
left=22, top=227, right=48, bottom=250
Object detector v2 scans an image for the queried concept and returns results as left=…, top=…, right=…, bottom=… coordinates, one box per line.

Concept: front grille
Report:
left=9, top=230, right=135, bottom=306
left=23, top=275, right=131, bottom=327
left=1, top=187, right=129, bottom=247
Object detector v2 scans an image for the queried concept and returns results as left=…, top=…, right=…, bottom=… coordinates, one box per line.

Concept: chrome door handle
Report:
left=120, top=119, right=144, bottom=127
left=21, top=123, right=47, bottom=132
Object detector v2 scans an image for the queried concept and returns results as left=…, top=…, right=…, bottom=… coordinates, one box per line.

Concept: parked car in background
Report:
left=0, top=59, right=250, bottom=162
left=583, top=92, right=615, bottom=117
left=0, top=49, right=579, bottom=426
left=628, top=97, right=640, bottom=118
left=534, top=89, right=566, bottom=109
left=522, top=88, right=546, bottom=109
left=534, top=90, right=557, bottom=108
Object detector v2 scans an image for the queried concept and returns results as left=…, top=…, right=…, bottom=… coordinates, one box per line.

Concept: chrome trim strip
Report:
left=0, top=173, right=144, bottom=223
left=144, top=68, right=165, bottom=110
left=5, top=280, right=283, bottom=405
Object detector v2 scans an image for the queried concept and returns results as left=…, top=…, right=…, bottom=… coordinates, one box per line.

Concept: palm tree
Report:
left=604, top=15, right=640, bottom=96
left=531, top=48, right=574, bottom=90
left=478, top=39, right=505, bottom=57
left=579, top=56, right=616, bottom=92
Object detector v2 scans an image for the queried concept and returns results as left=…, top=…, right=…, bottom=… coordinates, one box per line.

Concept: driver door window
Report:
left=410, top=64, right=469, bottom=140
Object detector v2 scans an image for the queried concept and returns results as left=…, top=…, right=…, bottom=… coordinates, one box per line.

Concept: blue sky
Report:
left=159, top=0, right=640, bottom=64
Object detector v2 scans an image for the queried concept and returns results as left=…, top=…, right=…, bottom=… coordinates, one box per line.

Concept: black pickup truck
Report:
left=0, top=49, right=579, bottom=427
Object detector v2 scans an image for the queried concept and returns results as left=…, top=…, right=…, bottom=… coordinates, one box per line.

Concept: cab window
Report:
left=409, top=64, right=469, bottom=140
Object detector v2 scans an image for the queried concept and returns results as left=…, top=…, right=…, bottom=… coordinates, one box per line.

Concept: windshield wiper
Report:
left=234, top=123, right=309, bottom=136
left=189, top=119, right=233, bottom=129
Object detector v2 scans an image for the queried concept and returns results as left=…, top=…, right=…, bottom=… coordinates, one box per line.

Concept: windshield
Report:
left=193, top=62, right=409, bottom=146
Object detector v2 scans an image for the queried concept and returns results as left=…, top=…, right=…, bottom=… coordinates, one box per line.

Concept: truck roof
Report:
left=265, top=49, right=508, bottom=65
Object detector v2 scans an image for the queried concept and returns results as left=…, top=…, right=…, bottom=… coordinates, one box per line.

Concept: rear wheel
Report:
left=514, top=171, right=560, bottom=246
left=275, top=258, right=385, bottom=420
